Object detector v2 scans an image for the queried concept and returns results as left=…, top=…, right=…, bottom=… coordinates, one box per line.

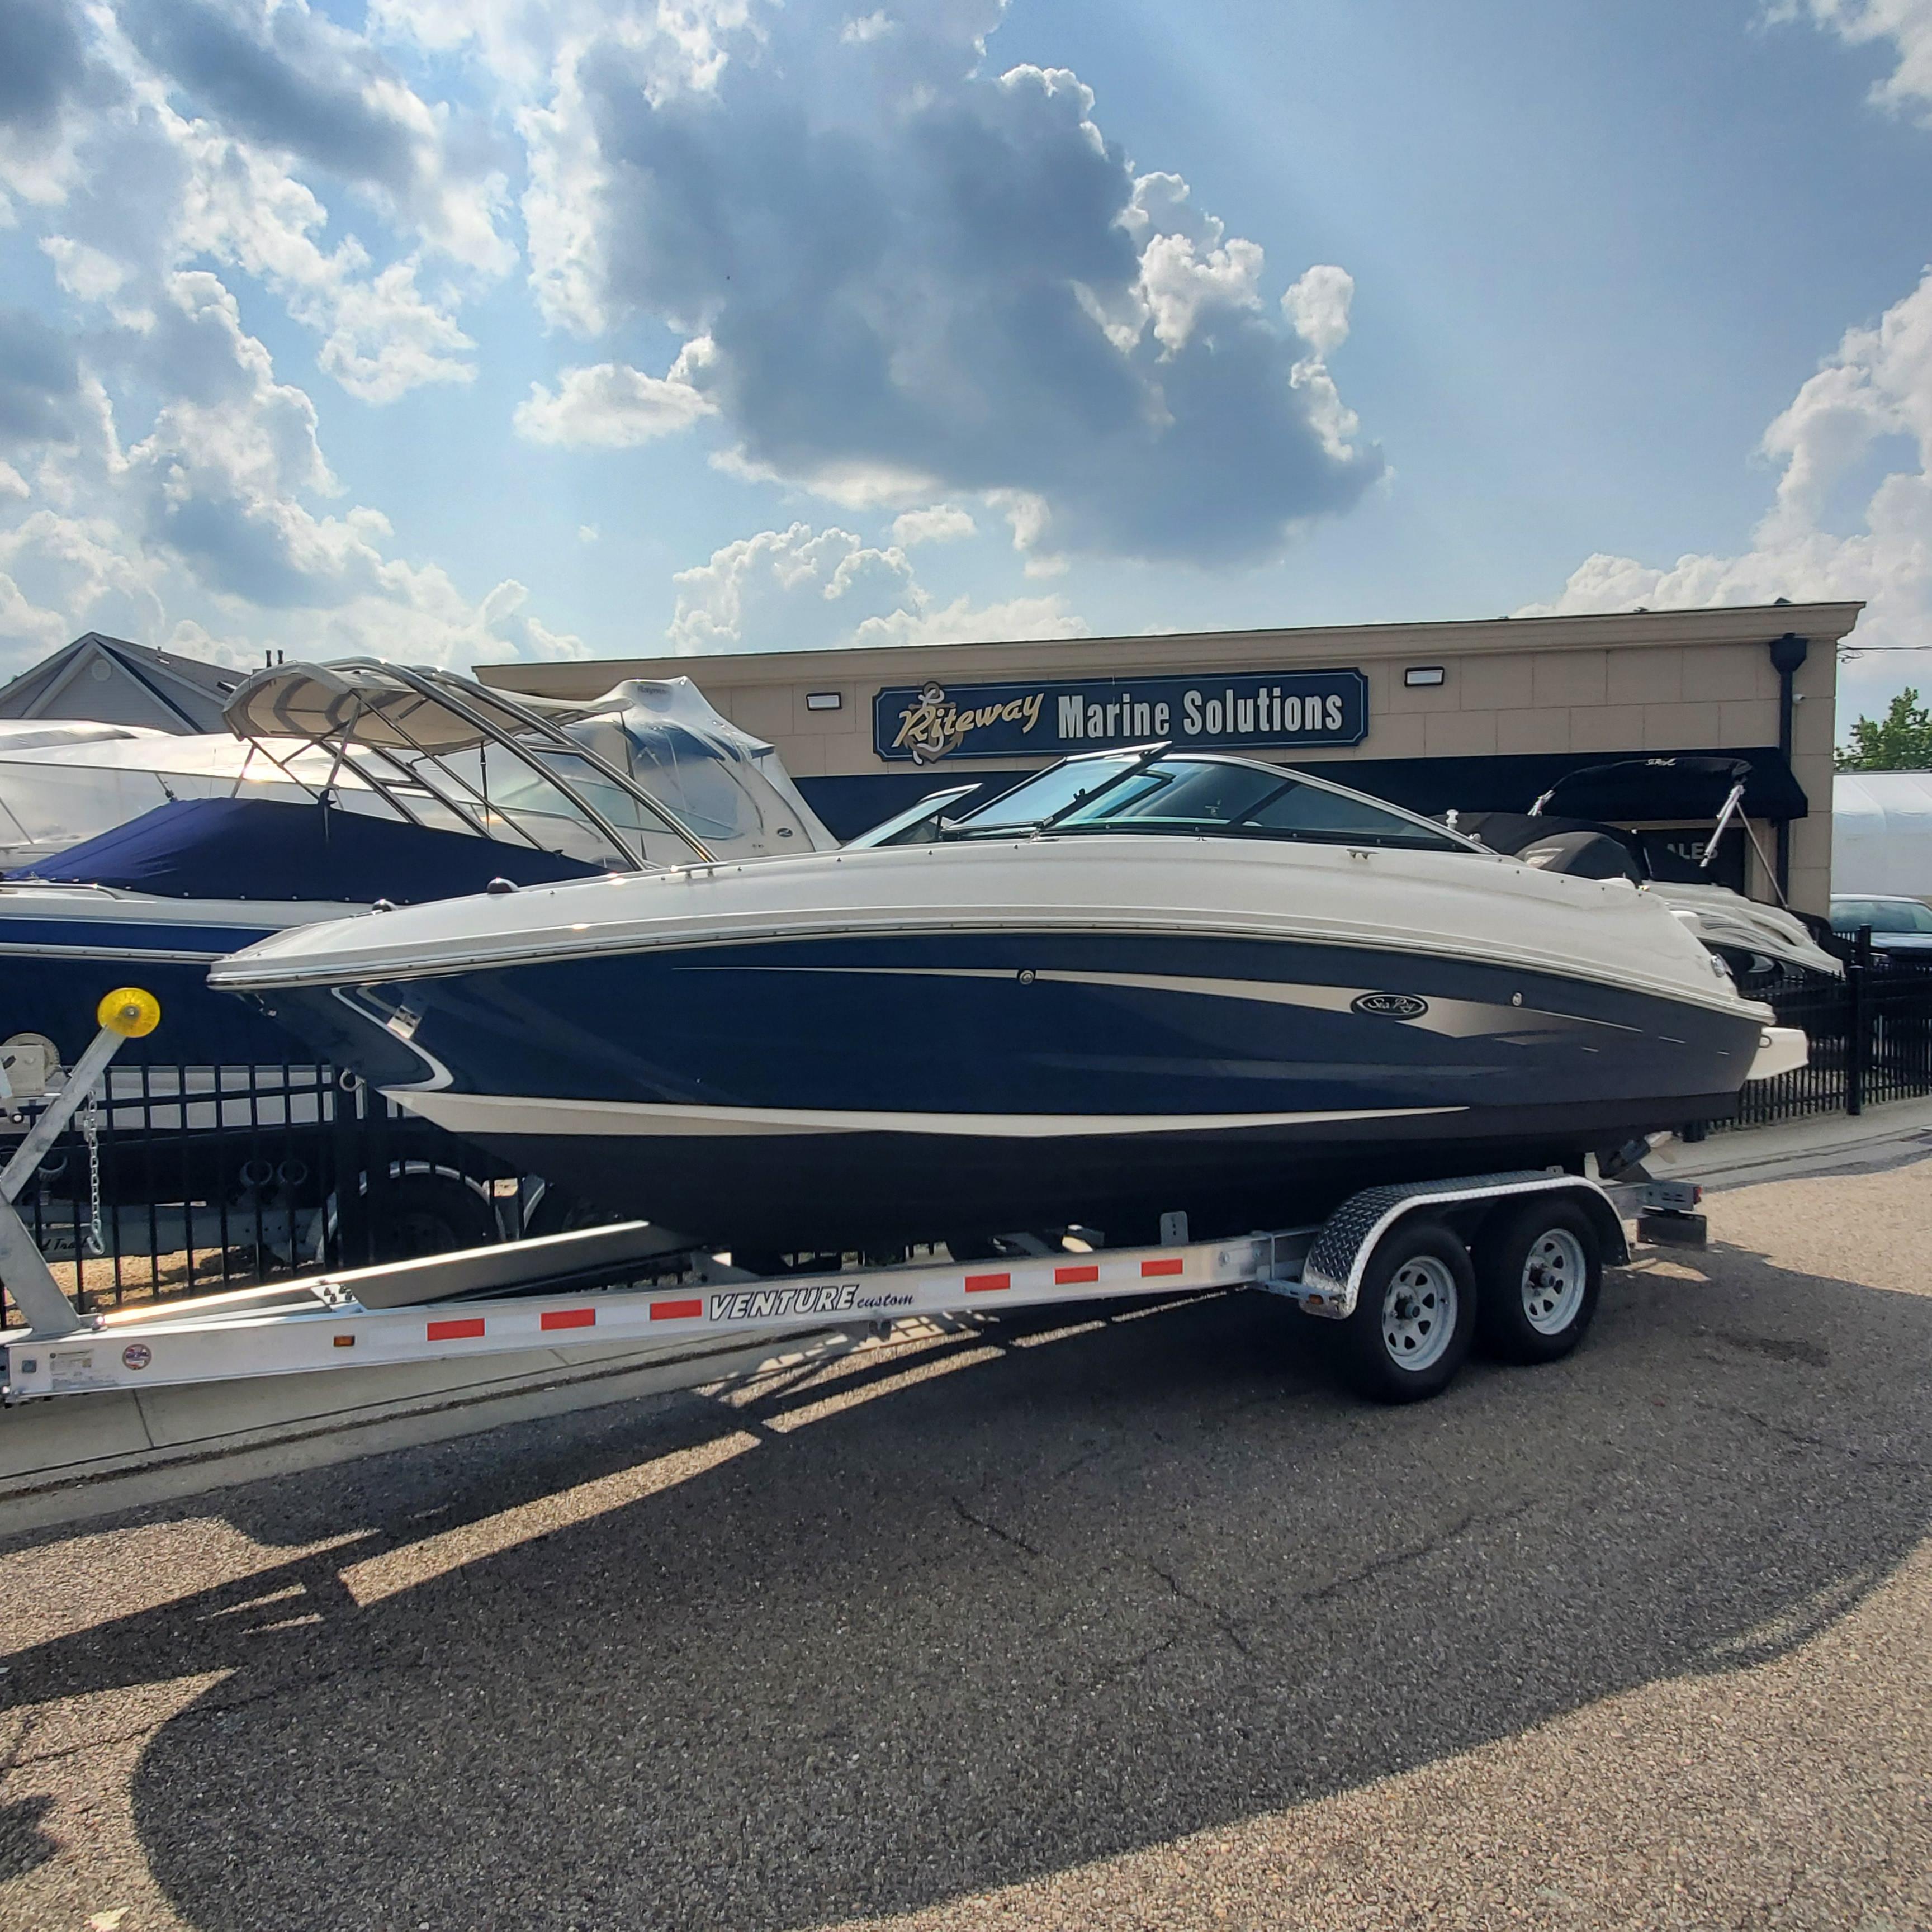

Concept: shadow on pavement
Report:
left=2, top=1241, right=1928, bottom=1931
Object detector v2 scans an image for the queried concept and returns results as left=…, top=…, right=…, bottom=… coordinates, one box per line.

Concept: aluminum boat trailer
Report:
left=1, top=984, right=1710, bottom=1410
left=3, top=1155, right=1706, bottom=1410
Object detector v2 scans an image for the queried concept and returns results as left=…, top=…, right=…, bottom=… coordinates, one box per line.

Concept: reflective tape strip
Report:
left=1141, top=1258, right=1184, bottom=1278
left=651, top=1298, right=703, bottom=1321
left=428, top=1317, right=485, bottom=1341
left=1054, top=1263, right=1100, bottom=1284
left=964, top=1272, right=1011, bottom=1293
left=541, top=1308, right=595, bottom=1332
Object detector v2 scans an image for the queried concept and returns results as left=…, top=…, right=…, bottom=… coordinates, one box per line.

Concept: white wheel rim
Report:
left=1520, top=1228, right=1587, bottom=1334
left=1380, top=1254, right=1458, bottom=1372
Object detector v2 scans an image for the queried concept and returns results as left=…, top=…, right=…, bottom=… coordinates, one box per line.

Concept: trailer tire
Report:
left=1472, top=1197, right=1602, bottom=1364
left=366, top=1173, right=495, bottom=1263
left=1335, top=1219, right=1475, bottom=1404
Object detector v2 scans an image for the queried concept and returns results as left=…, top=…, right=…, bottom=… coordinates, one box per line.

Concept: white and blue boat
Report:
left=211, top=745, right=1799, bottom=1254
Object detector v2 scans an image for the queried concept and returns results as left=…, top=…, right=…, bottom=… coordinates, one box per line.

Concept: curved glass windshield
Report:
left=953, top=754, right=1147, bottom=831
left=957, top=754, right=1471, bottom=853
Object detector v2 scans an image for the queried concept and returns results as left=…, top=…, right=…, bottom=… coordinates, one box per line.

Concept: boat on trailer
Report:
left=211, top=744, right=1803, bottom=1256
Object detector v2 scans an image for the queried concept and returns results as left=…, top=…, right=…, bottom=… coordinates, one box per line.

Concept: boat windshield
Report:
left=952, top=754, right=1148, bottom=831
left=954, top=754, right=1475, bottom=853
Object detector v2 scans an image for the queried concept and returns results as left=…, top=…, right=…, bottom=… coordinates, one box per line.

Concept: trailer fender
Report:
left=1288, top=1171, right=1630, bottom=1320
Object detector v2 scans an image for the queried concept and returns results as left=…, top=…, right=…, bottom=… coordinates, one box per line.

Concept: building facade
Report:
left=481, top=600, right=1860, bottom=914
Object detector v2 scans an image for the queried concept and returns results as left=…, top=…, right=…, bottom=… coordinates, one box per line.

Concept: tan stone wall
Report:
left=480, top=601, right=1860, bottom=913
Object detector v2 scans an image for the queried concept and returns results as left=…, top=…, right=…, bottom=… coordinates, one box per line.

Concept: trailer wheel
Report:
left=366, top=1173, right=494, bottom=1263
left=1472, top=1198, right=1602, bottom=1364
left=1336, top=1220, right=1475, bottom=1403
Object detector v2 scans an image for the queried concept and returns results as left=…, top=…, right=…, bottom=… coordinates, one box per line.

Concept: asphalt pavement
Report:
left=0, top=1146, right=1927, bottom=1931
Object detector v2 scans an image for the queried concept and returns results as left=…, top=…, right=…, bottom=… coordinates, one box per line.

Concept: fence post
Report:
left=1847, top=927, right=1872, bottom=1117
left=330, top=1068, right=370, bottom=1267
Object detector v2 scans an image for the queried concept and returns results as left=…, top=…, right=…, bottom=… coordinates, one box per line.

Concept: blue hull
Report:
left=0, top=923, right=292, bottom=1067
left=249, top=929, right=1761, bottom=1249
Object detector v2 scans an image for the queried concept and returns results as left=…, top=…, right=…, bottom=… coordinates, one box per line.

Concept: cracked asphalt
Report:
left=1, top=1149, right=1928, bottom=1931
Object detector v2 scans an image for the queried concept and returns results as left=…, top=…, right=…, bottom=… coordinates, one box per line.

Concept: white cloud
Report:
left=1519, top=266, right=1932, bottom=709
left=666, top=520, right=1084, bottom=654
left=1282, top=264, right=1355, bottom=358
left=0, top=272, right=580, bottom=676
left=0, top=570, right=70, bottom=652
left=891, top=503, right=977, bottom=546
left=167, top=108, right=480, bottom=403
left=1124, top=173, right=1265, bottom=357
left=514, top=344, right=718, bottom=447
left=1773, top=1, right=1932, bottom=115
left=517, top=7, right=1377, bottom=563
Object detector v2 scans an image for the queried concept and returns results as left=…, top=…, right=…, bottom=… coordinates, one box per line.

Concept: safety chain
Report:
left=81, top=1083, right=104, bottom=1258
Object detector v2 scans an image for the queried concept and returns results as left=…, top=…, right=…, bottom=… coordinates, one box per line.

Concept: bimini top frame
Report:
left=1529, top=755, right=1783, bottom=907
left=222, top=660, right=718, bottom=869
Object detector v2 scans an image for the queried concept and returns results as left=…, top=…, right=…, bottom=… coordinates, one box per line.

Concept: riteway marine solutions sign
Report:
left=875, top=669, right=1368, bottom=764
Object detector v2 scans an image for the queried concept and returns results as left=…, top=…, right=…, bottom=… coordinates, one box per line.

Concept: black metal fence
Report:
left=1, top=1062, right=565, bottom=1328
left=1730, top=953, right=1932, bottom=1126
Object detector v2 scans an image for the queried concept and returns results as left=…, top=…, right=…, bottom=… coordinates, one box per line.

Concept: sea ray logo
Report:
left=1351, top=992, right=1429, bottom=1019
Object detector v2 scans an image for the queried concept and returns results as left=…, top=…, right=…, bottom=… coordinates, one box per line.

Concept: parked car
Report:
left=1829, top=894, right=1932, bottom=959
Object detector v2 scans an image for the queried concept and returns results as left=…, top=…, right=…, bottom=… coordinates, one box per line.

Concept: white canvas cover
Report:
left=1834, top=771, right=1932, bottom=900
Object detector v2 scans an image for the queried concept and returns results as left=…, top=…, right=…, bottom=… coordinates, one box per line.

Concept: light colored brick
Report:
left=1788, top=863, right=1830, bottom=917
left=1363, top=712, right=1425, bottom=758
left=819, top=738, right=882, bottom=776
left=1683, top=643, right=1767, bottom=703
left=1719, top=698, right=1778, bottom=743
left=1791, top=813, right=1834, bottom=878
left=1640, top=701, right=1722, bottom=750
left=1381, top=668, right=1455, bottom=714
left=1496, top=708, right=1571, bottom=754
left=1792, top=694, right=1836, bottom=757
left=1607, top=647, right=1683, bottom=707
left=1455, top=653, right=1535, bottom=709
left=1423, top=710, right=1497, bottom=756
left=1569, top=705, right=1645, bottom=752
left=779, top=734, right=827, bottom=775
left=1531, top=649, right=1607, bottom=707
left=729, top=684, right=795, bottom=740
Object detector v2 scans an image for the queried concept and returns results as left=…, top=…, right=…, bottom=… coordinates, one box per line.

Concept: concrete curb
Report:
left=1651, top=1095, right=1932, bottom=1191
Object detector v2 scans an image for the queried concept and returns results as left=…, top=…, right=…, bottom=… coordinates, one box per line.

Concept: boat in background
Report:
left=212, top=745, right=1801, bottom=1256
left=0, top=660, right=834, bottom=1069
left=1451, top=756, right=1844, bottom=989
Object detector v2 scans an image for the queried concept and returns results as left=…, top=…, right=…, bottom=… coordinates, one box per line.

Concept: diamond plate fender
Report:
left=1291, top=1171, right=1631, bottom=1318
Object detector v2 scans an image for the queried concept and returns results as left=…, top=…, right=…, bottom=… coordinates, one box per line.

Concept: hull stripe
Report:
left=696, top=963, right=1635, bottom=1039
left=389, top=1091, right=1469, bottom=1140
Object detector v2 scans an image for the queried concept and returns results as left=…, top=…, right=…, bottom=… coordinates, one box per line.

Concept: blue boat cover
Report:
left=10, top=797, right=604, bottom=902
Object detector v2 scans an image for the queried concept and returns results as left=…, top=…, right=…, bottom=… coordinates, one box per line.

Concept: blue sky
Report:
left=2, top=0, right=1930, bottom=724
